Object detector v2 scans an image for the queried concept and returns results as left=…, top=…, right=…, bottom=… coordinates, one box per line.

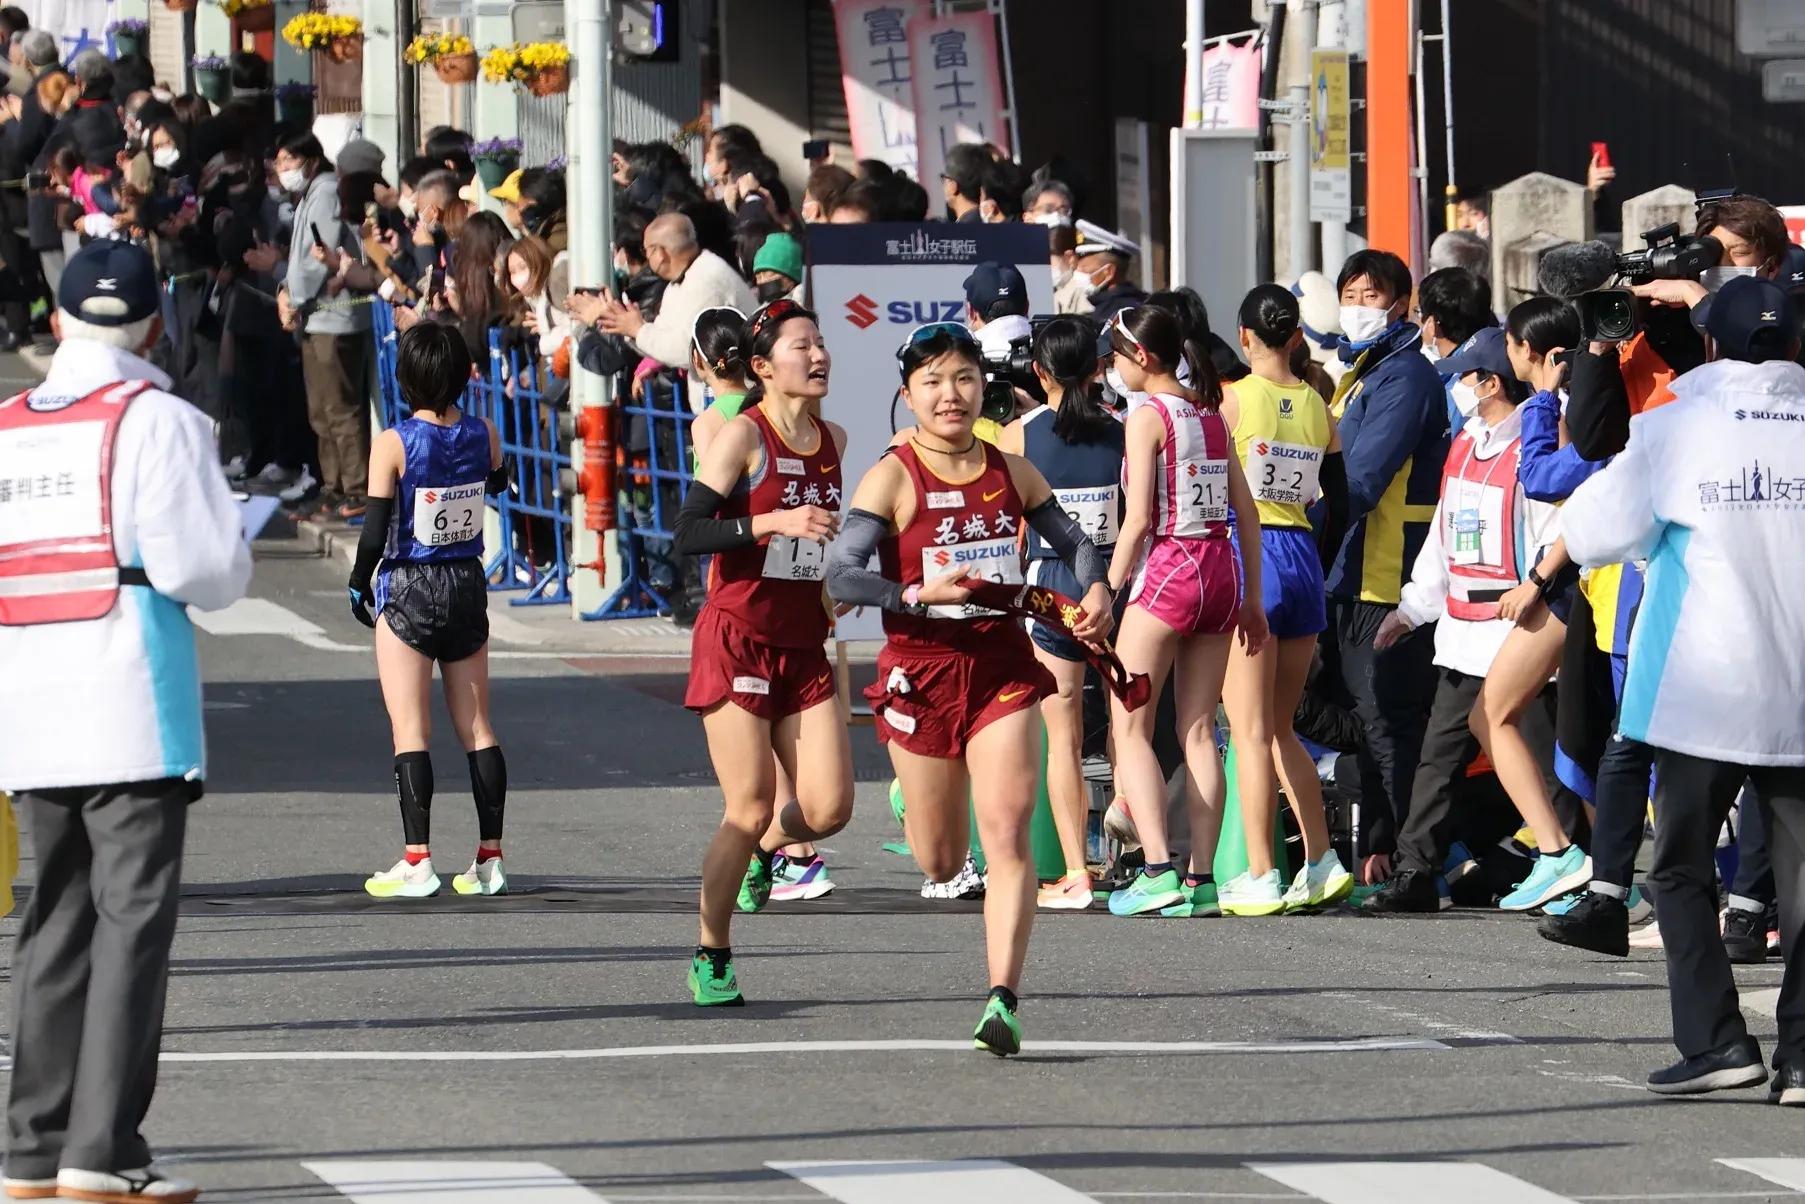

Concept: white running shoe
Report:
left=1103, top=799, right=1140, bottom=849
left=275, top=466, right=319, bottom=502
left=56, top=1166, right=199, bottom=1202
left=1282, top=852, right=1356, bottom=911
left=922, top=854, right=986, bottom=900
left=364, top=856, right=440, bottom=899
left=1220, top=868, right=1286, bottom=916
left=1628, top=919, right=1665, bottom=950
left=452, top=856, right=508, bottom=896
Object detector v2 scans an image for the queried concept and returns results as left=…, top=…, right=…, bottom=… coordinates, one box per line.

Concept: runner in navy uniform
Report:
left=347, top=323, right=511, bottom=899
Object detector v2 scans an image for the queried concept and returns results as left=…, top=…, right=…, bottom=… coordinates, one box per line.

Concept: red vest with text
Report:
left=0, top=380, right=152, bottom=626
left=1439, top=426, right=1522, bottom=622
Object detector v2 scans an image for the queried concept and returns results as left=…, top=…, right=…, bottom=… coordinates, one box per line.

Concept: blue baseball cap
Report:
left=56, top=237, right=160, bottom=327
left=963, top=261, right=1028, bottom=319
left=1703, top=274, right=1798, bottom=364
left=1433, top=325, right=1514, bottom=381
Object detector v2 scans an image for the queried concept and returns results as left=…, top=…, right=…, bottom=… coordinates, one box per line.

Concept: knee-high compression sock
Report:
left=468, top=746, right=507, bottom=844
left=395, top=752, right=433, bottom=847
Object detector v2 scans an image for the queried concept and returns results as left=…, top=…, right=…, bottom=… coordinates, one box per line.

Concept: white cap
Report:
left=1074, top=219, right=1137, bottom=258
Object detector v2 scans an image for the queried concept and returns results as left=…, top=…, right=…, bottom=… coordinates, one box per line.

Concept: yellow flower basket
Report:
left=480, top=41, right=571, bottom=94
left=216, top=0, right=272, bottom=18
left=281, top=12, right=363, bottom=54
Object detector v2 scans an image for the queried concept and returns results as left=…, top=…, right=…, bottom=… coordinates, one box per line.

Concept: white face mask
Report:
left=1450, top=377, right=1484, bottom=419
left=151, top=145, right=180, bottom=170
left=399, top=196, right=418, bottom=221
left=1340, top=304, right=1393, bottom=345
left=1700, top=265, right=1758, bottom=293
left=1031, top=210, right=1073, bottom=229
left=278, top=167, right=306, bottom=194
left=1421, top=339, right=1443, bottom=364
left=1052, top=261, right=1074, bottom=289
left=1080, top=269, right=1103, bottom=297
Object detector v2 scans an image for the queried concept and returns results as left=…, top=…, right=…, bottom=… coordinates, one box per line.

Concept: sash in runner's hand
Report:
left=953, top=576, right=1151, bottom=712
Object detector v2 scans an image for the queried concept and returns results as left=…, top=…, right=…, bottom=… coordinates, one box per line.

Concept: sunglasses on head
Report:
left=744, top=298, right=814, bottom=347
left=1108, top=308, right=1147, bottom=355
left=894, top=321, right=980, bottom=373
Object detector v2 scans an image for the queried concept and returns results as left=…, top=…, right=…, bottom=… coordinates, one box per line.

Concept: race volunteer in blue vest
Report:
left=0, top=238, right=250, bottom=1204
left=1358, top=328, right=1569, bottom=915
left=1325, top=249, right=1450, bottom=884
left=1563, top=275, right=1805, bottom=1105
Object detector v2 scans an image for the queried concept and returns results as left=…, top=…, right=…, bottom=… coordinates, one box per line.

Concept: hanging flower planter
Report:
left=275, top=82, right=315, bottom=125
left=405, top=33, right=478, bottom=84
left=282, top=12, right=364, bottom=59
left=471, top=137, right=523, bottom=191
left=480, top=42, right=571, bottom=96
left=216, top=0, right=273, bottom=29
left=108, top=18, right=149, bottom=58
left=526, top=62, right=570, bottom=96
left=192, top=54, right=230, bottom=104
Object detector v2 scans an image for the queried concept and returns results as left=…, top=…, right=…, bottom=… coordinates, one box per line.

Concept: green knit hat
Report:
left=752, top=232, right=804, bottom=284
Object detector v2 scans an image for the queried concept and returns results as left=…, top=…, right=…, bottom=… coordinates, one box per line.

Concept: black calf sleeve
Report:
left=469, top=745, right=507, bottom=842
left=395, top=752, right=434, bottom=845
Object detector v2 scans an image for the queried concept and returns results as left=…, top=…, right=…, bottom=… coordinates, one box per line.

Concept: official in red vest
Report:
left=0, top=238, right=249, bottom=1204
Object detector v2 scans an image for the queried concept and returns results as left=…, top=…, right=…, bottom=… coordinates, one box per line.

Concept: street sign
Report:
left=1762, top=59, right=1805, bottom=102
left=1309, top=48, right=1351, bottom=223
left=1738, top=0, right=1805, bottom=57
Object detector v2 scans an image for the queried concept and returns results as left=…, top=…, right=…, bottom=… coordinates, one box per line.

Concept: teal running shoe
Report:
left=1500, top=845, right=1592, bottom=911
left=1108, top=868, right=1184, bottom=916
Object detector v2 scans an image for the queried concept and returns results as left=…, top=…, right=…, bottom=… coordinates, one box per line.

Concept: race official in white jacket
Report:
left=0, top=238, right=249, bottom=1204
left=1563, top=274, right=1805, bottom=1103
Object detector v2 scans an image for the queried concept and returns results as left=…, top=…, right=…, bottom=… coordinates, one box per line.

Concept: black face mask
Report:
left=756, top=278, right=792, bottom=304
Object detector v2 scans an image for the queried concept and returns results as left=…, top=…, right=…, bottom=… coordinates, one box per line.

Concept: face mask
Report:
left=399, top=196, right=417, bottom=221
left=1339, top=304, right=1393, bottom=345
left=756, top=277, right=792, bottom=304
left=1701, top=265, right=1757, bottom=293
left=1081, top=269, right=1104, bottom=297
left=1031, top=210, right=1073, bottom=229
left=1421, top=339, right=1443, bottom=364
left=278, top=167, right=306, bottom=194
left=1052, top=261, right=1074, bottom=289
left=151, top=146, right=180, bottom=170
left=1450, top=377, right=1483, bottom=418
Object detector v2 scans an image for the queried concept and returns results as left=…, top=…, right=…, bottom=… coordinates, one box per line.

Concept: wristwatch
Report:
left=1527, top=566, right=1550, bottom=593
left=903, top=583, right=923, bottom=612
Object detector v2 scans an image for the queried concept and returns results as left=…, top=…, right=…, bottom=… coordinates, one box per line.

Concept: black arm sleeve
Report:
left=1564, top=345, right=1631, bottom=461
left=348, top=495, right=393, bottom=597
left=826, top=508, right=911, bottom=612
left=673, top=481, right=759, bottom=557
left=1316, top=452, right=1349, bottom=574
left=486, top=462, right=509, bottom=495
left=1024, top=498, right=1109, bottom=592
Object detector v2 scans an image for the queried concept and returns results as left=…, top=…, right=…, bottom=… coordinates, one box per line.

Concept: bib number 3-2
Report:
left=1247, top=441, right=1323, bottom=506
left=763, top=535, right=826, bottom=581
left=413, top=481, right=484, bottom=547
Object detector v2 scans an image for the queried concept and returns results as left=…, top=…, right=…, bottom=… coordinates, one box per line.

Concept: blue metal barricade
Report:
left=371, top=305, right=575, bottom=607
left=586, top=374, right=694, bottom=621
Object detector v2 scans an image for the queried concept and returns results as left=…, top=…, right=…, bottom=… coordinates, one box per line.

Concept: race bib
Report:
left=0, top=421, right=105, bottom=547
left=762, top=534, right=826, bottom=581
left=413, top=480, right=484, bottom=547
left=1055, top=484, right=1120, bottom=546
left=1181, top=458, right=1230, bottom=525
left=1446, top=478, right=1505, bottom=567
left=1246, top=440, right=1323, bottom=507
left=920, top=535, right=1022, bottom=619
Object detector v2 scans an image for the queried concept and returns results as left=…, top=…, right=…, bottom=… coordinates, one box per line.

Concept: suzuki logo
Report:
left=846, top=294, right=879, bottom=329
left=933, top=549, right=951, bottom=567
left=1255, top=442, right=1270, bottom=455
left=424, top=490, right=438, bottom=503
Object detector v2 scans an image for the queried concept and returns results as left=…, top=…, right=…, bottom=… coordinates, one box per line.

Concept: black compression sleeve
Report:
left=349, top=495, right=393, bottom=597
left=1317, top=452, right=1349, bottom=574
left=1024, top=498, right=1109, bottom=592
left=826, top=508, right=910, bottom=612
left=673, top=481, right=759, bottom=556
left=486, top=462, right=509, bottom=495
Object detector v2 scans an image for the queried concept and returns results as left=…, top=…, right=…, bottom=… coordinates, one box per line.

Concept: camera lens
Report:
left=1595, top=292, right=1636, bottom=341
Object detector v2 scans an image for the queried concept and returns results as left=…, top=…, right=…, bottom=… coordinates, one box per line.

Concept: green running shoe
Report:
left=688, top=952, right=745, bottom=1007
left=736, top=854, right=773, bottom=913
left=973, top=995, right=1022, bottom=1057
left=1160, top=880, right=1221, bottom=917
left=1108, top=868, right=1184, bottom=916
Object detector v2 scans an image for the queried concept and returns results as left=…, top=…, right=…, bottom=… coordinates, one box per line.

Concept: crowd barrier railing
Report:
left=585, top=374, right=694, bottom=621
left=371, top=304, right=574, bottom=608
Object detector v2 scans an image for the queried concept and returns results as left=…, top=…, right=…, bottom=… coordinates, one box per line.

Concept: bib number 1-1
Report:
left=763, top=535, right=826, bottom=581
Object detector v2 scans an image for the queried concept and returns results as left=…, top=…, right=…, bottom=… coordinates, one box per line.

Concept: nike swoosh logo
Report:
left=820, top=463, right=836, bottom=473
left=983, top=488, right=1005, bottom=502
left=816, top=675, right=830, bottom=687
left=997, top=688, right=1028, bottom=703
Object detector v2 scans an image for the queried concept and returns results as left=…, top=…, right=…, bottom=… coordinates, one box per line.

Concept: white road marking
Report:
left=302, top=1160, right=607, bottom=1202
left=769, top=1160, right=1096, bottom=1203
left=1248, top=1162, right=1578, bottom=1203
left=1720, top=1160, right=1805, bottom=1192
left=32, top=1036, right=1441, bottom=1067
left=190, top=597, right=323, bottom=637
left=1321, top=990, right=1523, bottom=1044
left=1742, top=987, right=1781, bottom=1019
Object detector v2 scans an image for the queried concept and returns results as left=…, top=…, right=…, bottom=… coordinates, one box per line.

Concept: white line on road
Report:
left=87, top=1036, right=1444, bottom=1066
left=769, top=1160, right=1097, bottom=1203
left=302, top=1160, right=607, bottom=1202
left=1719, top=1160, right=1805, bottom=1192
left=1248, top=1162, right=1578, bottom=1204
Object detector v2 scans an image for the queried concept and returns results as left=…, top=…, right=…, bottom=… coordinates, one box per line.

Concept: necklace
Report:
left=911, top=435, right=978, bottom=457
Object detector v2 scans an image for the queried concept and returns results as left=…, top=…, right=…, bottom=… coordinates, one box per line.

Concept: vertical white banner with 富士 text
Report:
left=831, top=0, right=925, bottom=180
left=907, top=9, right=1009, bottom=199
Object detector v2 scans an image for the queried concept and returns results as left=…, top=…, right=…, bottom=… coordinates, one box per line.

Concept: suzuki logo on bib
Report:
left=932, top=548, right=951, bottom=568
left=846, top=294, right=880, bottom=329
left=423, top=490, right=438, bottom=503
left=1186, top=462, right=1198, bottom=477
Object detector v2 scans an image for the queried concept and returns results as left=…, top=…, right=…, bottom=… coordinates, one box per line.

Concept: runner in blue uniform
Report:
left=348, top=323, right=511, bottom=900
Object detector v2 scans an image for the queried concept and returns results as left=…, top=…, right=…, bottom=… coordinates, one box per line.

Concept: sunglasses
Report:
left=894, top=322, right=980, bottom=372
left=744, top=298, right=815, bottom=348
left=1108, top=308, right=1147, bottom=356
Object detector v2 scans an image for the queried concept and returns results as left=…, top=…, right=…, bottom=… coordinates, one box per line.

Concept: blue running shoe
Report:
left=1500, top=845, right=1592, bottom=911
left=1108, top=868, right=1184, bottom=916
left=1542, top=891, right=1584, bottom=917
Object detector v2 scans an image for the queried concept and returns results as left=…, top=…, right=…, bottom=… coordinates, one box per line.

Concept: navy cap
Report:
left=1434, top=326, right=1514, bottom=381
left=963, top=261, right=1028, bottom=319
left=1704, top=274, right=1798, bottom=363
left=1781, top=244, right=1805, bottom=295
left=56, top=237, right=161, bottom=327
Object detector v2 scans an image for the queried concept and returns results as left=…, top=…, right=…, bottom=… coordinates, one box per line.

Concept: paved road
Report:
left=4, top=527, right=1803, bottom=1203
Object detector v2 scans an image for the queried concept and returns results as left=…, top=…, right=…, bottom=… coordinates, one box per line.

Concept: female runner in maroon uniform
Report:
left=674, top=300, right=854, bottom=1007
left=827, top=323, right=1113, bottom=1055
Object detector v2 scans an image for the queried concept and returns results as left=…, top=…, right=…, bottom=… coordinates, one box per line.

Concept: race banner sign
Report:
left=831, top=0, right=925, bottom=179
left=907, top=9, right=1010, bottom=196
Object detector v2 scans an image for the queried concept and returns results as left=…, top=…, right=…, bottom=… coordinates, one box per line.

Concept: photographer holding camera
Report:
left=964, top=261, right=1042, bottom=436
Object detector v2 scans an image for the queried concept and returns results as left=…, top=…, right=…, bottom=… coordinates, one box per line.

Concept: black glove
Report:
left=348, top=583, right=375, bottom=628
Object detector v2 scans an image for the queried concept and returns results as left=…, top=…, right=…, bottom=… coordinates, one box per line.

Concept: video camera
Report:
left=1542, top=223, right=1727, bottom=342
left=980, top=328, right=1041, bottom=424
left=1613, top=223, right=1723, bottom=286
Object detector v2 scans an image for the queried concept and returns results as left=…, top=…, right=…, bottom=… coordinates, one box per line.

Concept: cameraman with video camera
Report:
left=964, top=261, right=1043, bottom=437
